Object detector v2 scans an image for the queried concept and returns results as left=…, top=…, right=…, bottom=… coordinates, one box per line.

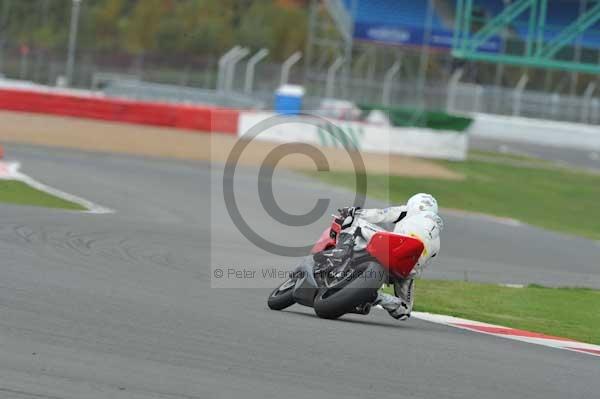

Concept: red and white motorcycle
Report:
left=267, top=212, right=424, bottom=319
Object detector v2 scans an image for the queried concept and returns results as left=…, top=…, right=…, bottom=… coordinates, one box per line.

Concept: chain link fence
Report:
left=0, top=36, right=598, bottom=125
left=449, top=83, right=600, bottom=125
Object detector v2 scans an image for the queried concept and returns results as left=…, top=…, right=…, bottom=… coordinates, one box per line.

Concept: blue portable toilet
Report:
left=274, top=84, right=305, bottom=115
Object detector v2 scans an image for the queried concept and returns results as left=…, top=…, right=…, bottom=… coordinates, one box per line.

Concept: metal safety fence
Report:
left=1, top=39, right=599, bottom=125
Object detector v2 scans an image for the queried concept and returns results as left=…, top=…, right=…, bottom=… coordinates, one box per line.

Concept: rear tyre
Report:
left=313, top=261, right=386, bottom=319
left=267, top=278, right=296, bottom=310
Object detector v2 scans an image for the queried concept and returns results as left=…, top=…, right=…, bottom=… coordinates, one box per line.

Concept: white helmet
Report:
left=406, top=193, right=438, bottom=216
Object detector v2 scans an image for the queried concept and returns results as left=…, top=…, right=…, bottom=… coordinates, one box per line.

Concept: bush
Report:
left=358, top=104, right=473, bottom=132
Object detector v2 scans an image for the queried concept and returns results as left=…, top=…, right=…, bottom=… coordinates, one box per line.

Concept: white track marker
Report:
left=498, top=283, right=525, bottom=288
left=0, top=161, right=114, bottom=214
left=374, top=305, right=600, bottom=357
left=410, top=312, right=600, bottom=358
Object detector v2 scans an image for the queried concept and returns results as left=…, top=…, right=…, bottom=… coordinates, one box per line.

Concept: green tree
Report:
left=237, top=1, right=276, bottom=53
left=191, top=0, right=234, bottom=55
left=125, top=0, right=166, bottom=54
left=0, top=0, right=308, bottom=61
left=237, top=0, right=307, bottom=60
left=91, top=0, right=126, bottom=51
left=271, top=4, right=307, bottom=59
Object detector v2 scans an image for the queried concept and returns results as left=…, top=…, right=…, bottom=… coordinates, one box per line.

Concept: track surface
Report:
left=0, top=144, right=599, bottom=399
left=471, top=136, right=600, bottom=171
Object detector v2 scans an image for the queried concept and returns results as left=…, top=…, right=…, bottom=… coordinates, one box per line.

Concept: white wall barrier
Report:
left=238, top=112, right=469, bottom=161
left=470, top=113, right=600, bottom=150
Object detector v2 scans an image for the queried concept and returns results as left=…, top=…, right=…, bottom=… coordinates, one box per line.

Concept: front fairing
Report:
left=291, top=256, right=320, bottom=307
left=310, top=217, right=342, bottom=254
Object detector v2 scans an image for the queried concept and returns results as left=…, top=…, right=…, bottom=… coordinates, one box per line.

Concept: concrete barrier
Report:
left=238, top=112, right=469, bottom=160
left=470, top=113, right=600, bottom=150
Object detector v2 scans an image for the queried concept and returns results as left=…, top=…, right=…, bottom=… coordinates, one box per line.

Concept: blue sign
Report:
left=353, top=22, right=501, bottom=53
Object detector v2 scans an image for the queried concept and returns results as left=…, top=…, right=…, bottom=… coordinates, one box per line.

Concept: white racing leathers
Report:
left=346, top=207, right=442, bottom=320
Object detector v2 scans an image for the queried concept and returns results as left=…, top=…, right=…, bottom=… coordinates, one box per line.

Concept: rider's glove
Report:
left=338, top=206, right=359, bottom=218
left=338, top=206, right=361, bottom=228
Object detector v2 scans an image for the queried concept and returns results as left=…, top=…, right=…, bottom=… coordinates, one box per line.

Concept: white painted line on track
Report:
left=410, top=311, right=600, bottom=358
left=498, top=283, right=525, bottom=288
left=0, top=161, right=114, bottom=214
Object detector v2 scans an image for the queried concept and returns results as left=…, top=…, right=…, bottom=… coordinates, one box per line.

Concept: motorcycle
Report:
left=267, top=212, right=425, bottom=319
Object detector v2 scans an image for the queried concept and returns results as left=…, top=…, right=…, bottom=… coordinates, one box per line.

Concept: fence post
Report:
left=0, top=0, right=13, bottom=74
left=224, top=47, right=249, bottom=92
left=280, top=51, right=302, bottom=87
left=217, top=46, right=241, bottom=92
left=512, top=74, right=529, bottom=117
left=325, top=57, right=345, bottom=98
left=244, top=48, right=269, bottom=94
left=381, top=61, right=401, bottom=106
left=353, top=51, right=368, bottom=80
left=551, top=93, right=560, bottom=118
left=66, top=0, right=82, bottom=86
left=446, top=68, right=463, bottom=113
left=581, top=82, right=596, bottom=123
left=474, top=85, right=484, bottom=113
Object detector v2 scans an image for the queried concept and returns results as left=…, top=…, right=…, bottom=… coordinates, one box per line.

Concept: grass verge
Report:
left=312, top=153, right=600, bottom=240
left=0, top=180, right=86, bottom=210
left=383, top=280, right=600, bottom=344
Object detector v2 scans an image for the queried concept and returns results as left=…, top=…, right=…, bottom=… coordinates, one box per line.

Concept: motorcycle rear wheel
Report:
left=313, top=261, right=386, bottom=319
left=267, top=278, right=296, bottom=310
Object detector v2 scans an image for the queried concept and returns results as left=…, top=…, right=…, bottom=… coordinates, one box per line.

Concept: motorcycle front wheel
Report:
left=313, top=261, right=386, bottom=319
left=267, top=278, right=296, bottom=310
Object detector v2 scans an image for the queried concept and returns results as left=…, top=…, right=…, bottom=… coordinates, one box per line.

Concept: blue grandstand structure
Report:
left=342, top=0, right=600, bottom=51
left=343, top=0, right=498, bottom=51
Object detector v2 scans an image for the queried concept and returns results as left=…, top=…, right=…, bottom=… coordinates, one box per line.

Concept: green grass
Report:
left=312, top=156, right=600, bottom=240
left=383, top=280, right=600, bottom=344
left=0, top=180, right=86, bottom=211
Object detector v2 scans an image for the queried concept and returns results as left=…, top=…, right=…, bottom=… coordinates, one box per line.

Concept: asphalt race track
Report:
left=471, top=136, right=600, bottom=171
left=0, top=144, right=599, bottom=399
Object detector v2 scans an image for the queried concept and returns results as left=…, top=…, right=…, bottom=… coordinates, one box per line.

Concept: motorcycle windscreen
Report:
left=366, top=232, right=424, bottom=278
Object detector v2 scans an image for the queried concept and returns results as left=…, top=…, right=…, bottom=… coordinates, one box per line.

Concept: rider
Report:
left=316, top=193, right=443, bottom=321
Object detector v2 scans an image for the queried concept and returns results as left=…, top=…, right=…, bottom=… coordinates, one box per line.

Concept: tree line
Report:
left=0, top=0, right=308, bottom=61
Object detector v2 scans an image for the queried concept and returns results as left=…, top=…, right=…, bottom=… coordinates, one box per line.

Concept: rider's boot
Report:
left=375, top=278, right=414, bottom=320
